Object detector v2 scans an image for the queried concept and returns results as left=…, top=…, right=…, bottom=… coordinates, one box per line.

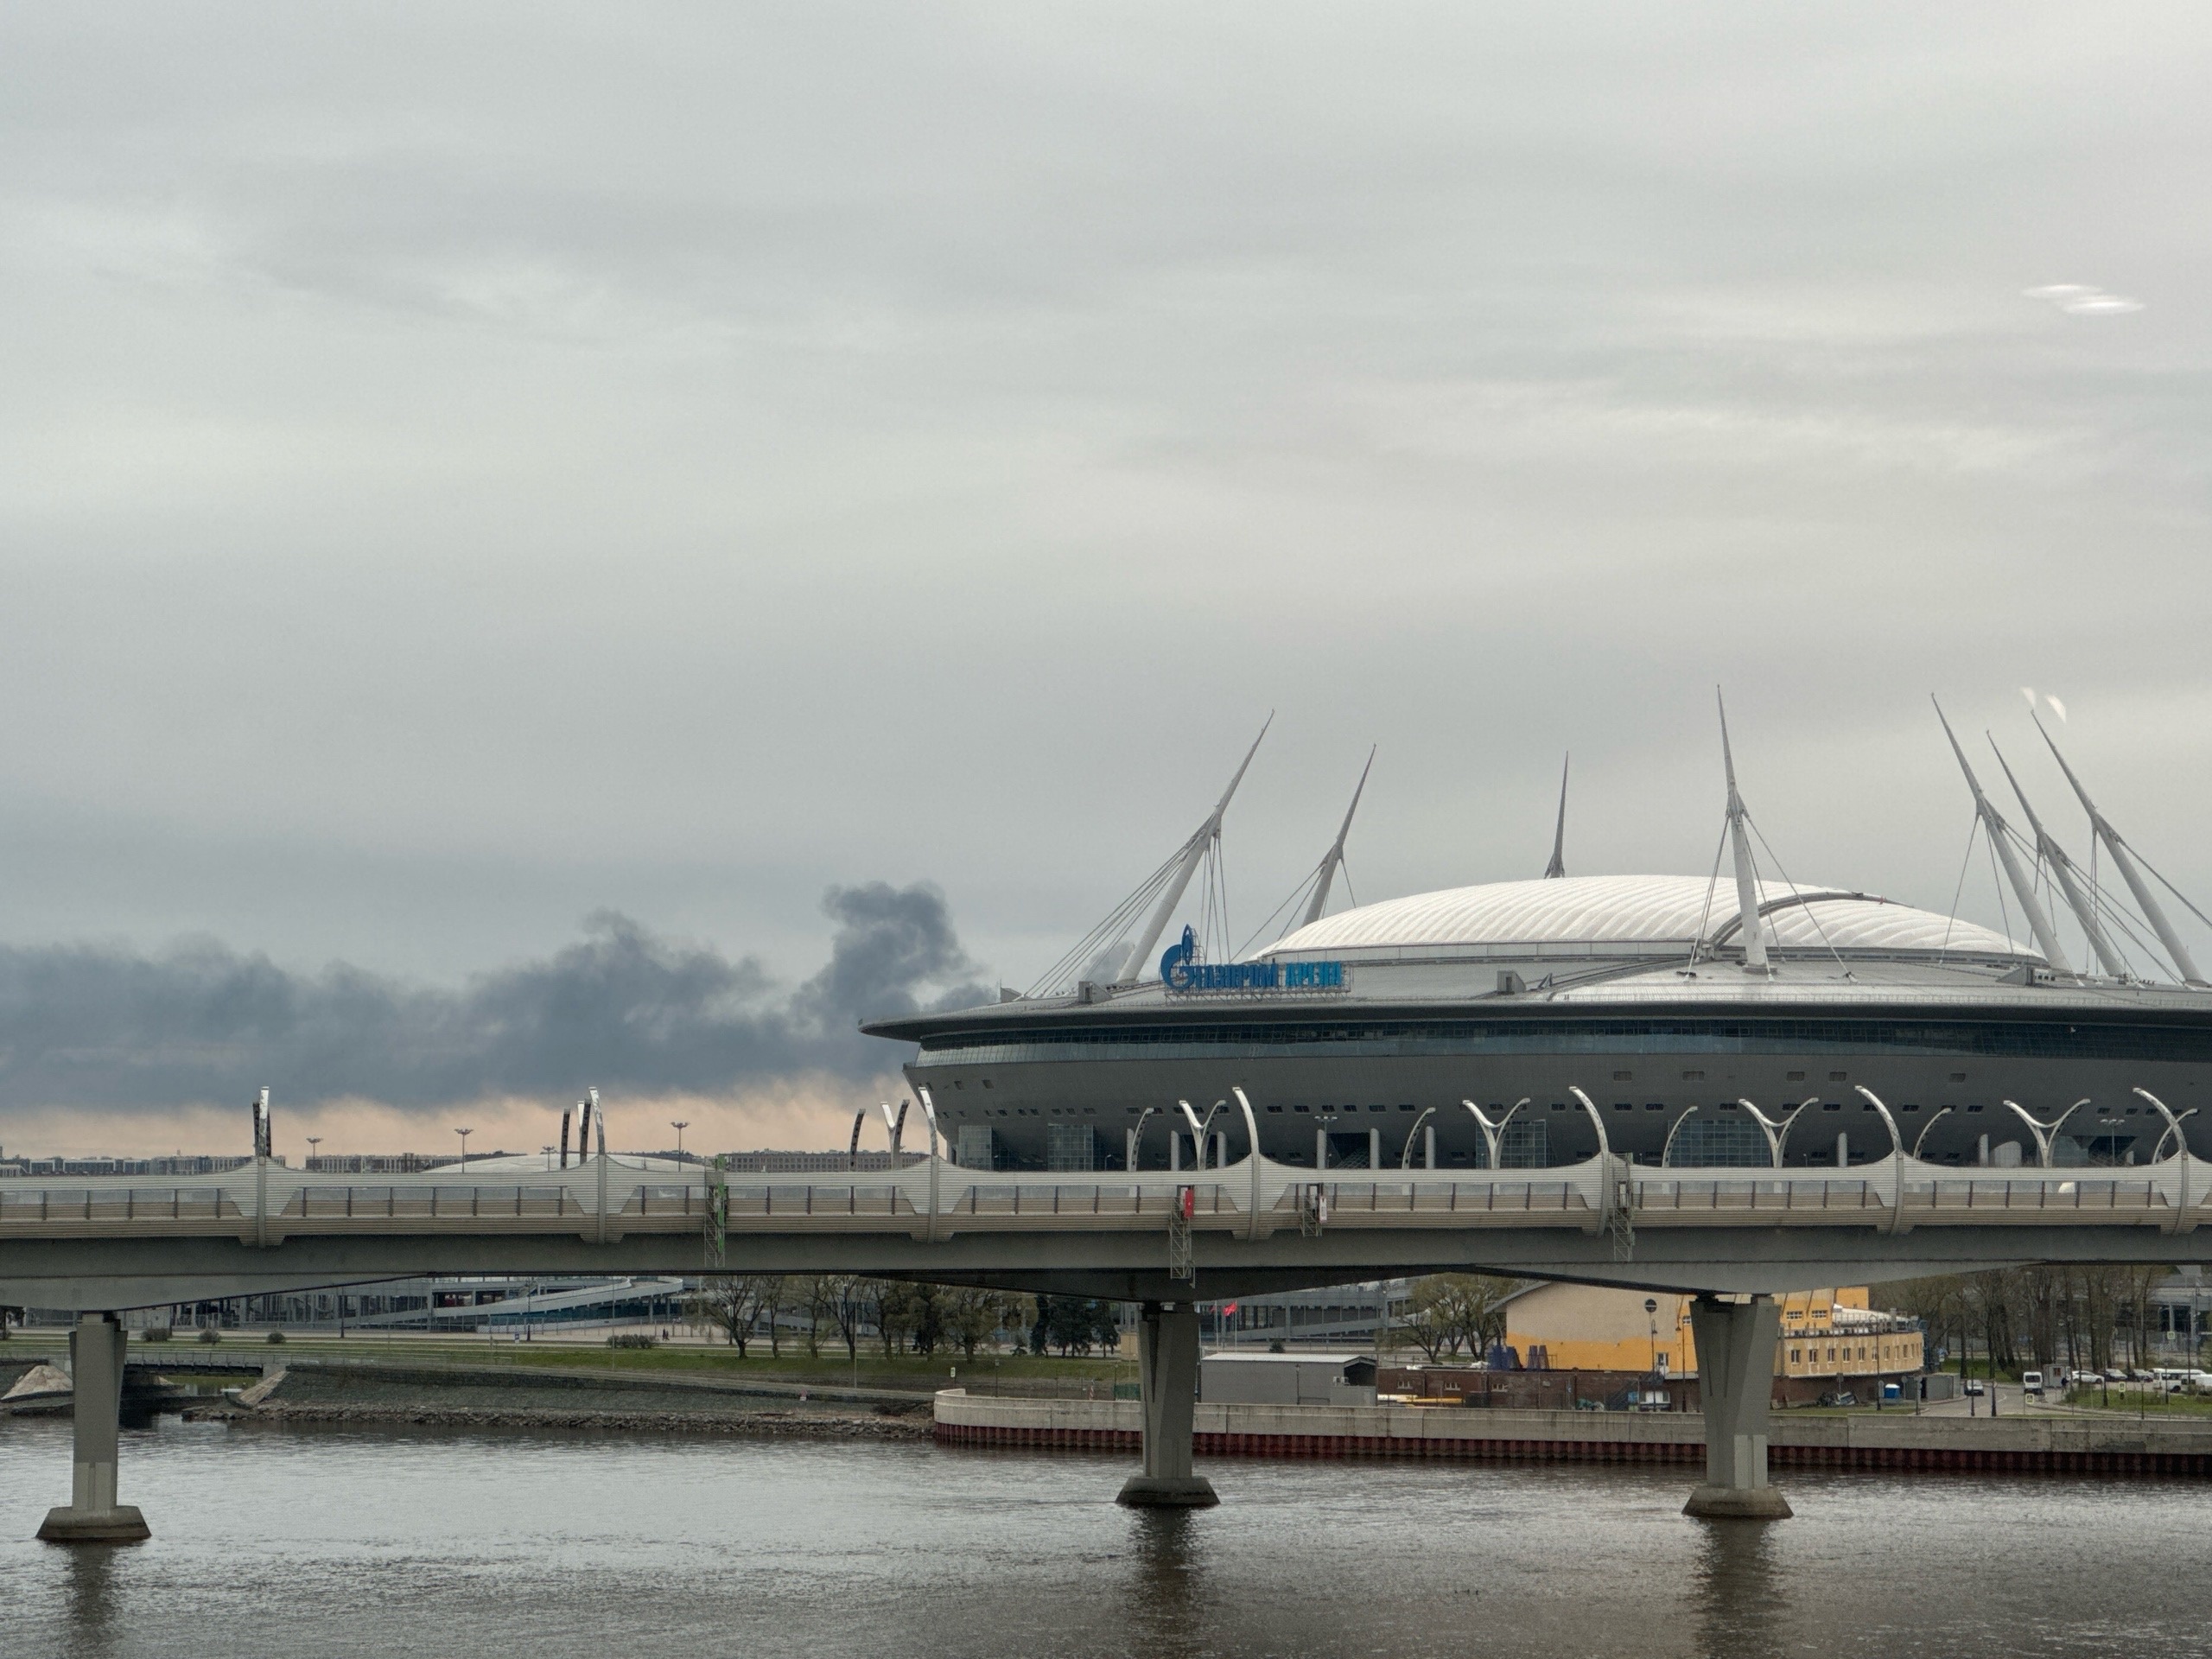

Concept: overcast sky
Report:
left=4, top=5, right=2209, bottom=1155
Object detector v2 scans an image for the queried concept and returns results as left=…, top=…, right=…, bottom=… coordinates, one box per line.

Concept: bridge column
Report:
left=1116, top=1301, right=1217, bottom=1508
left=38, top=1313, right=150, bottom=1543
left=1683, top=1294, right=1791, bottom=1521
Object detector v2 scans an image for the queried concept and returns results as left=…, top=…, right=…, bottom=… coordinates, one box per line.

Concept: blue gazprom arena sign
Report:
left=1160, top=927, right=1346, bottom=994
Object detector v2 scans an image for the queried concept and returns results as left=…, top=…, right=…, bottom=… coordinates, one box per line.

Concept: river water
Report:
left=2, top=1416, right=2206, bottom=1658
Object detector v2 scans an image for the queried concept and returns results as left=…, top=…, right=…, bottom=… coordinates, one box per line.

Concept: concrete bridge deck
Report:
left=7, top=1148, right=2206, bottom=1539
left=1, top=1152, right=2204, bottom=1313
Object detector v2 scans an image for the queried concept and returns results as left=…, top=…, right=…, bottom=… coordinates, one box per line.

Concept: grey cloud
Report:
left=1, top=5, right=2209, bottom=1011
left=0, top=882, right=984, bottom=1115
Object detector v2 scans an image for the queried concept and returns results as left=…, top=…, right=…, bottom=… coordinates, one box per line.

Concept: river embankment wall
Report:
left=931, top=1390, right=2212, bottom=1476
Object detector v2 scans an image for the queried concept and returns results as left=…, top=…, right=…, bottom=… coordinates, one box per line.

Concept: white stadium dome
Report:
left=1262, top=874, right=2032, bottom=964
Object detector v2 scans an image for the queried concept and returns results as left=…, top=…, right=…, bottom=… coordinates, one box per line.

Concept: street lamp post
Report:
left=305, top=1135, right=321, bottom=1173
left=1645, top=1298, right=1659, bottom=1403
left=671, top=1120, right=690, bottom=1166
left=456, top=1127, right=472, bottom=1168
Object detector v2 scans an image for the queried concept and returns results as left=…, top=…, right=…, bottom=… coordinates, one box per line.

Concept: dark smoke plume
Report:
left=0, top=881, right=988, bottom=1115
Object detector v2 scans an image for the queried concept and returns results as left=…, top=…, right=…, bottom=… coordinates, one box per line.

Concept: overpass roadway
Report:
left=2, top=1150, right=2206, bottom=1313
left=9, top=1147, right=2205, bottom=1538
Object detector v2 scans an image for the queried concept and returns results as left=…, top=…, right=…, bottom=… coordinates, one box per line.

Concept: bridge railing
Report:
left=0, top=1151, right=2204, bottom=1240
left=1631, top=1178, right=1886, bottom=1214
left=1268, top=1180, right=1587, bottom=1218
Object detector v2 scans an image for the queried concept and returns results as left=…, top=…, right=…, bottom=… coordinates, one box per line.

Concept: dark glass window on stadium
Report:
left=1673, top=1114, right=1765, bottom=1167
left=1498, top=1119, right=1548, bottom=1168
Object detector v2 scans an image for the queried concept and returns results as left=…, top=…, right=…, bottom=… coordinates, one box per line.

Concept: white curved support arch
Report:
left=1566, top=1087, right=1614, bottom=1162
left=1662, top=1106, right=1698, bottom=1168
left=1127, top=1104, right=1160, bottom=1176
left=1739, top=1098, right=1815, bottom=1169
left=1568, top=1086, right=1632, bottom=1251
left=1910, top=1105, right=1955, bottom=1162
left=1852, top=1086, right=1907, bottom=1227
left=1400, top=1107, right=1438, bottom=1171
left=915, top=1085, right=942, bottom=1243
left=1177, top=1099, right=1224, bottom=1171
left=1461, top=1098, right=1529, bottom=1171
left=1230, top=1087, right=1264, bottom=1240
left=2001, top=1098, right=2092, bottom=1169
left=2133, top=1088, right=2197, bottom=1233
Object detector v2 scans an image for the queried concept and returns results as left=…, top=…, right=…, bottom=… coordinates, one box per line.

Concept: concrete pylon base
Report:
left=1116, top=1476, right=1219, bottom=1509
left=37, top=1505, right=150, bottom=1544
left=1682, top=1484, right=1793, bottom=1521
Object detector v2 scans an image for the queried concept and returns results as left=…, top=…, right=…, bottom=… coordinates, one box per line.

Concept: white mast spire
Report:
left=1717, top=690, right=1769, bottom=973
left=1301, top=747, right=1374, bottom=928
left=1989, top=737, right=2124, bottom=976
left=1117, top=715, right=1271, bottom=982
left=1543, top=753, right=1569, bottom=880
left=2037, top=715, right=2206, bottom=986
left=1934, top=699, right=2073, bottom=974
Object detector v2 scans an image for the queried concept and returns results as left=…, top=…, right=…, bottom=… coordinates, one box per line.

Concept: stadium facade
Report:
left=864, top=711, right=2212, bottom=1176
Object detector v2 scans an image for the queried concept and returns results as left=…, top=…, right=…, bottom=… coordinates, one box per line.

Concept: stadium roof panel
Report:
left=1263, top=874, right=2033, bottom=964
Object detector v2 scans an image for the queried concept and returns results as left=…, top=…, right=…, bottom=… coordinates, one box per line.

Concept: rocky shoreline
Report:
left=7, top=1352, right=939, bottom=1440
left=162, top=1361, right=933, bottom=1439
left=192, top=1399, right=931, bottom=1439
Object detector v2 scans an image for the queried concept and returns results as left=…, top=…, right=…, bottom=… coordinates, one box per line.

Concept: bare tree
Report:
left=815, top=1274, right=872, bottom=1362
left=2125, top=1266, right=2169, bottom=1370
left=877, top=1281, right=916, bottom=1357
left=1400, top=1274, right=1521, bottom=1364
left=2024, top=1268, right=2062, bottom=1371
left=1878, top=1274, right=1966, bottom=1375
left=1965, top=1270, right=2023, bottom=1375
left=761, top=1275, right=788, bottom=1357
left=690, top=1276, right=783, bottom=1357
left=791, top=1274, right=828, bottom=1357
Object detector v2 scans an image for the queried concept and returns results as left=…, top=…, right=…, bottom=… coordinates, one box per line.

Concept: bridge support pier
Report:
left=38, top=1313, right=150, bottom=1544
left=1116, top=1301, right=1217, bottom=1509
left=1683, top=1294, right=1791, bottom=1521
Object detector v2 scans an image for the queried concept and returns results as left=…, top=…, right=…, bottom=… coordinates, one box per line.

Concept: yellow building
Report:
left=1503, top=1283, right=1923, bottom=1382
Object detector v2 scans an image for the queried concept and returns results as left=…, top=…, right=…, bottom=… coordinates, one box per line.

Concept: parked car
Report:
left=1963, top=1378, right=1986, bottom=1396
left=2103, top=1370, right=2130, bottom=1384
left=2022, top=1370, right=2044, bottom=1395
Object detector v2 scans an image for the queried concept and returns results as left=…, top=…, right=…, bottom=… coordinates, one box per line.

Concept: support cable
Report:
left=1936, top=813, right=1981, bottom=963
left=1690, top=817, right=1731, bottom=969
left=1745, top=814, right=1849, bottom=973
